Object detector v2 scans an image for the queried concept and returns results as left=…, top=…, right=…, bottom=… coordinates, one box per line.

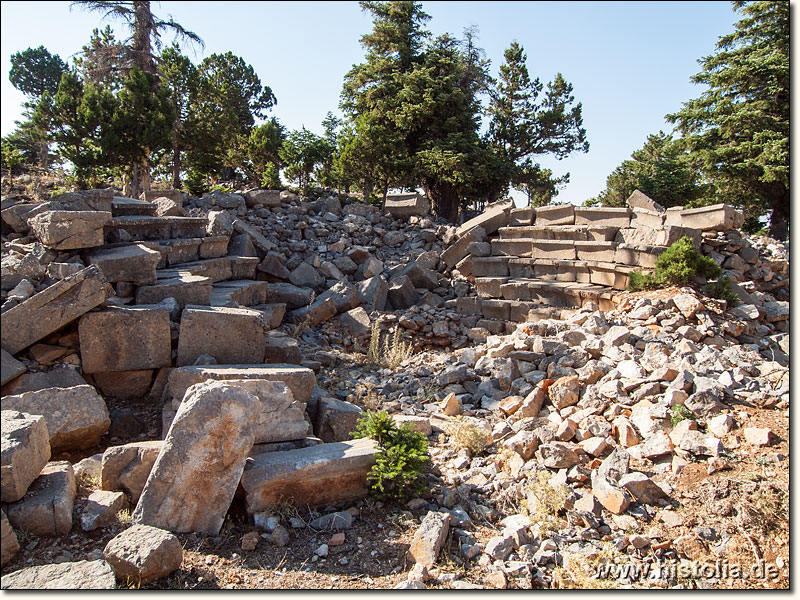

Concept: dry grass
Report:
left=444, top=417, right=491, bottom=455
left=522, top=471, right=569, bottom=534
left=367, top=323, right=414, bottom=370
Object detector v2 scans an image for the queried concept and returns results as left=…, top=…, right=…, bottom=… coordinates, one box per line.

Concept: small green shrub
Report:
left=628, top=236, right=721, bottom=292
left=669, top=404, right=696, bottom=426
left=352, top=411, right=430, bottom=503
left=184, top=168, right=209, bottom=197
left=260, top=163, right=282, bottom=189
left=706, top=275, right=739, bottom=306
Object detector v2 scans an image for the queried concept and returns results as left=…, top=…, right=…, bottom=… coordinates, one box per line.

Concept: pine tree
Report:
left=668, top=1, right=789, bottom=239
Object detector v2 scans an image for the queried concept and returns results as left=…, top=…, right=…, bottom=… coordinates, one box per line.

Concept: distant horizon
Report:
left=1, top=1, right=749, bottom=205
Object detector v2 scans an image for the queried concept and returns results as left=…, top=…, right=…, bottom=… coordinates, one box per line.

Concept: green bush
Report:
left=706, top=275, right=739, bottom=306
left=352, top=411, right=430, bottom=503
left=184, top=168, right=209, bottom=197
left=628, top=236, right=721, bottom=292
left=260, top=163, right=282, bottom=189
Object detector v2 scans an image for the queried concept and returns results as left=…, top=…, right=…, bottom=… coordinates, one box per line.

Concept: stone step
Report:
left=158, top=257, right=234, bottom=284
left=497, top=225, right=618, bottom=241
left=97, top=236, right=229, bottom=268
left=477, top=241, right=663, bottom=272
left=210, top=280, right=271, bottom=306
left=135, top=273, right=212, bottom=308
left=111, top=197, right=158, bottom=217
left=166, top=364, right=317, bottom=407
left=104, top=215, right=208, bottom=243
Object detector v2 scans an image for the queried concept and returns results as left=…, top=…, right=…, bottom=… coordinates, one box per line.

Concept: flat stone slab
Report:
left=1, top=365, right=86, bottom=396
left=678, top=203, right=744, bottom=231
left=79, top=306, right=172, bottom=374
left=456, top=200, right=512, bottom=237
left=167, top=364, right=316, bottom=408
left=533, top=204, right=575, bottom=226
left=48, top=188, right=114, bottom=213
left=241, top=437, right=378, bottom=512
left=105, top=215, right=208, bottom=242
left=1, top=410, right=51, bottom=503
left=265, top=282, right=314, bottom=309
left=1, top=348, right=26, bottom=386
left=1, top=265, right=114, bottom=356
left=408, top=511, right=452, bottom=569
left=384, top=193, right=430, bottom=218
left=574, top=207, right=631, bottom=228
left=135, top=273, right=212, bottom=308
left=29, top=210, right=112, bottom=250
left=157, top=256, right=233, bottom=284
left=101, top=441, right=164, bottom=503
left=1, top=559, right=116, bottom=589
left=80, top=490, right=129, bottom=531
left=103, top=524, right=182, bottom=585
left=2, top=385, right=110, bottom=451
left=210, top=280, right=269, bottom=306
left=5, top=461, right=76, bottom=536
left=1, top=509, right=19, bottom=566
left=86, top=243, right=161, bottom=285
left=232, top=218, right=276, bottom=253
left=133, top=381, right=259, bottom=535
left=176, top=305, right=269, bottom=366
left=442, top=226, right=485, bottom=270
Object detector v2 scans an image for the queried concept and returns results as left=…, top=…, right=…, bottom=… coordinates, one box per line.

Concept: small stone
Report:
left=743, top=427, right=774, bottom=447
left=103, top=524, right=182, bottom=585
left=241, top=531, right=260, bottom=551
left=314, top=543, right=329, bottom=557
left=270, top=525, right=290, bottom=547
left=329, top=532, right=346, bottom=546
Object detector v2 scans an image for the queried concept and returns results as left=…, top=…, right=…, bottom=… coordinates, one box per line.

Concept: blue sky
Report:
left=1, top=1, right=744, bottom=205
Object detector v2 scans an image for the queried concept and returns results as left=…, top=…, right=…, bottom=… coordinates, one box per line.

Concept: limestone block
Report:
left=6, top=461, right=76, bottom=536
left=133, top=381, right=259, bottom=534
left=384, top=193, right=430, bottom=218
left=0, top=560, right=115, bottom=589
left=1, top=348, right=26, bottom=386
left=1, top=410, right=51, bottom=503
left=313, top=397, right=363, bottom=443
left=134, top=273, right=212, bottom=308
left=1, top=265, right=113, bottom=356
left=574, top=207, right=631, bottom=228
left=241, top=438, right=378, bottom=511
left=176, top=305, right=268, bottom=366
left=80, top=490, right=129, bottom=531
left=101, top=441, right=164, bottom=503
left=679, top=204, right=744, bottom=232
left=408, top=511, right=451, bottom=569
left=1, top=510, right=19, bottom=566
left=79, top=306, right=172, bottom=373
left=103, top=524, right=182, bottom=585
left=29, top=210, right=111, bottom=250
left=533, top=204, right=574, bottom=226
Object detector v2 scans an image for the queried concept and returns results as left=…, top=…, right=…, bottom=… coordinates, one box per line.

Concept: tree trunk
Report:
left=380, top=183, right=389, bottom=212
left=768, top=192, right=789, bottom=240
left=172, top=145, right=181, bottom=189
left=362, top=178, right=373, bottom=206
left=426, top=179, right=459, bottom=223
left=131, top=162, right=140, bottom=200
left=133, top=1, right=156, bottom=75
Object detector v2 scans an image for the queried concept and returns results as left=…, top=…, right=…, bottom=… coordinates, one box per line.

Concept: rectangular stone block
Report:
left=240, top=438, right=378, bottom=512
left=491, top=240, right=532, bottom=258
left=176, top=306, right=268, bottom=366
left=509, top=301, right=540, bottom=322
left=456, top=296, right=482, bottom=315
left=508, top=207, right=534, bottom=226
left=29, top=211, right=112, bottom=250
left=384, top=193, right=430, bottom=218
left=47, top=189, right=114, bottom=213
left=231, top=256, right=259, bottom=279
left=160, top=238, right=201, bottom=265
left=456, top=200, right=512, bottom=237
left=630, top=208, right=665, bottom=229
left=441, top=227, right=485, bottom=270
left=482, top=299, right=511, bottom=320
left=471, top=257, right=509, bottom=277
left=140, top=189, right=184, bottom=204
left=500, top=282, right=531, bottom=301
left=1, top=349, right=26, bottom=386
left=475, top=277, right=507, bottom=298
left=86, top=243, right=161, bottom=285
left=530, top=240, right=577, bottom=260
left=508, top=258, right=535, bottom=278
left=679, top=204, right=744, bottom=231
left=575, top=241, right=618, bottom=262
left=533, top=204, right=574, bottom=226
left=158, top=257, right=233, bottom=284
left=1, top=410, right=51, bottom=503
left=135, top=273, right=212, bottom=308
left=78, top=306, right=172, bottom=374
left=106, top=216, right=208, bottom=242
left=199, top=235, right=229, bottom=259
left=574, top=207, right=631, bottom=228
left=5, top=461, right=76, bottom=536
left=210, top=280, right=269, bottom=306
left=167, top=364, right=317, bottom=408
left=1, top=265, right=114, bottom=356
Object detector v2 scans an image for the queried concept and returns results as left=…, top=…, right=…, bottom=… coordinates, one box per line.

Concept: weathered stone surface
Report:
left=387, top=275, right=419, bottom=309
left=102, top=441, right=164, bottom=503
left=5, top=461, right=76, bottom=536
left=457, top=200, right=512, bottom=237
left=258, top=252, right=291, bottom=279
left=534, top=204, right=575, bottom=226
left=679, top=203, right=744, bottom=232
left=79, top=305, right=171, bottom=374
left=538, top=442, right=580, bottom=469
left=357, top=275, right=388, bottom=311
left=0, top=559, right=116, bottom=589
left=93, top=370, right=154, bottom=401
left=548, top=375, right=581, bottom=410
left=442, top=226, right=486, bottom=270
left=1, top=509, right=19, bottom=566
left=1, top=365, right=86, bottom=396
left=1, top=348, right=26, bottom=386
left=384, top=193, right=430, bottom=218
left=393, top=415, right=432, bottom=436
left=2, top=385, right=110, bottom=451
left=1, top=410, right=51, bottom=503
left=176, top=305, right=268, bottom=366
left=393, top=261, right=438, bottom=290
left=80, top=490, right=129, bottom=531
left=86, top=244, right=161, bottom=286
left=289, top=262, right=323, bottom=288
left=154, top=196, right=187, bottom=217
left=103, top=524, right=183, bottom=585
left=591, top=473, right=630, bottom=515
left=743, top=427, right=775, bottom=447
left=1, top=265, right=114, bottom=356
left=619, top=472, right=667, bottom=504
left=133, top=381, right=259, bottom=534
left=626, top=190, right=664, bottom=212
left=408, top=511, right=451, bottom=569
left=340, top=306, right=371, bottom=338
left=313, top=397, right=363, bottom=443
left=28, top=210, right=112, bottom=250
left=167, top=364, right=316, bottom=407
left=233, top=219, right=276, bottom=254
left=241, top=438, right=378, bottom=511
left=135, top=273, right=212, bottom=308
left=263, top=333, right=301, bottom=365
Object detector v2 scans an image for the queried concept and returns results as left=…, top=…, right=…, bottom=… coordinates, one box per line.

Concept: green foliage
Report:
left=9, top=46, right=68, bottom=98
left=627, top=271, right=660, bottom=292
left=653, top=236, right=720, bottom=285
left=670, top=405, right=696, bottom=427
left=260, top=163, right=281, bottom=189
left=1, top=140, right=25, bottom=171
left=183, top=167, right=209, bottom=197
left=706, top=275, right=739, bottom=306
left=667, top=1, right=789, bottom=239
left=352, top=410, right=430, bottom=502
left=590, top=131, right=708, bottom=208
left=280, top=127, right=334, bottom=194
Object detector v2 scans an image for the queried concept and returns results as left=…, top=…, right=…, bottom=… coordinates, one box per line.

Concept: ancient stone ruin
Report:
left=0, top=185, right=789, bottom=588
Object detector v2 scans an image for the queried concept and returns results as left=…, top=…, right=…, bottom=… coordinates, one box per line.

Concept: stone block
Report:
left=0, top=559, right=115, bottom=589
left=387, top=275, right=419, bottom=309
left=2, top=385, right=110, bottom=451
left=93, top=370, right=154, bottom=401
left=574, top=207, right=631, bottom=228
left=1, top=365, right=86, bottom=396
left=29, top=210, right=111, bottom=250
left=48, top=188, right=115, bottom=213
left=5, top=461, right=76, bottom=536
left=230, top=256, right=259, bottom=279
left=263, top=333, right=302, bottom=365
left=86, top=243, right=161, bottom=286
left=340, top=306, right=371, bottom=338
left=135, top=273, right=212, bottom=308
left=530, top=240, right=577, bottom=260
left=104, top=524, right=183, bottom=585
left=133, top=381, right=259, bottom=535
left=313, top=397, right=363, bottom=442
left=232, top=219, right=276, bottom=254
left=79, top=306, right=171, bottom=373
left=1, top=265, right=113, bottom=356
left=101, top=440, right=163, bottom=502
left=508, top=207, right=534, bottom=226
left=167, top=364, right=316, bottom=408
left=679, top=204, right=744, bottom=231
left=80, top=490, right=129, bottom=531
left=176, top=305, right=268, bottom=366
left=384, top=193, right=430, bottom=218
left=265, top=282, right=314, bottom=309
left=575, top=241, right=617, bottom=262
left=357, top=275, right=388, bottom=311
left=210, top=280, right=269, bottom=306
left=533, top=204, right=575, bottom=226
left=630, top=208, right=665, bottom=229
left=315, top=279, right=361, bottom=313
left=408, top=511, right=451, bottom=569
left=241, top=438, right=378, bottom=511
left=1, top=348, right=26, bottom=386
left=491, top=239, right=532, bottom=257
left=442, top=226, right=486, bottom=270
left=1, top=410, right=51, bottom=503
left=392, top=261, right=438, bottom=290
left=289, top=262, right=323, bottom=288
left=141, top=189, right=184, bottom=204
left=472, top=257, right=510, bottom=277
left=456, top=200, right=512, bottom=237
left=1, top=510, right=19, bottom=566
left=159, top=257, right=233, bottom=284
left=626, top=190, right=664, bottom=212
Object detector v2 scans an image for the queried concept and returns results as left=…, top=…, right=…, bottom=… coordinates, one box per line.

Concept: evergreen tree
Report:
left=9, top=46, right=68, bottom=98
left=280, top=127, right=331, bottom=194
left=668, top=1, right=789, bottom=239
left=158, top=44, right=198, bottom=188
